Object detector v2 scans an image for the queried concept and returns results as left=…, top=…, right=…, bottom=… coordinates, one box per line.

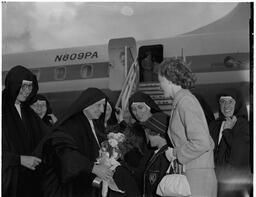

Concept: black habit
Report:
left=41, top=88, right=107, bottom=197
left=209, top=89, right=251, bottom=197
left=124, top=91, right=162, bottom=168
left=2, top=65, right=49, bottom=197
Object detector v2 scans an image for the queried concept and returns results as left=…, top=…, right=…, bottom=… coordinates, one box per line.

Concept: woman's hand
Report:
left=48, top=114, right=58, bottom=124
left=92, top=164, right=114, bottom=181
left=223, top=116, right=237, bottom=130
left=20, top=155, right=42, bottom=170
left=165, top=147, right=176, bottom=162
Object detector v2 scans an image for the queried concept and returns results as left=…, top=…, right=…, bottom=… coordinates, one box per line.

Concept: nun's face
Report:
left=16, top=80, right=33, bottom=102
left=131, top=102, right=152, bottom=122
left=84, top=99, right=105, bottom=119
left=219, top=96, right=236, bottom=118
left=31, top=100, right=47, bottom=119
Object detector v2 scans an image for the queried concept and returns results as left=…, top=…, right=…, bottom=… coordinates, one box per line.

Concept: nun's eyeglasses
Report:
left=219, top=98, right=235, bottom=105
left=21, top=84, right=33, bottom=91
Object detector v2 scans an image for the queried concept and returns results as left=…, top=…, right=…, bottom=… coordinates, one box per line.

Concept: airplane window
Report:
left=54, top=66, right=67, bottom=80
left=31, top=69, right=40, bottom=81
left=224, top=56, right=242, bottom=68
left=119, top=51, right=125, bottom=67
left=80, top=64, right=93, bottom=78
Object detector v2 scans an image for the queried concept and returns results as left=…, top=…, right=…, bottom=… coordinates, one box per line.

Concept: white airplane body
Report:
left=2, top=3, right=251, bottom=117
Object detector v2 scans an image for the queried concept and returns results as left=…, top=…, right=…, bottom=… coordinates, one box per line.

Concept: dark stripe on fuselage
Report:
left=165, top=52, right=249, bottom=73
left=2, top=62, right=109, bottom=84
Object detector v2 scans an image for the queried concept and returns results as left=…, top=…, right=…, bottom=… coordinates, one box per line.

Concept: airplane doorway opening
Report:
left=138, top=45, right=163, bottom=82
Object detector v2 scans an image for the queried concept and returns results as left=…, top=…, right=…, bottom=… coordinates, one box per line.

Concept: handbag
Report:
left=156, top=161, right=191, bottom=197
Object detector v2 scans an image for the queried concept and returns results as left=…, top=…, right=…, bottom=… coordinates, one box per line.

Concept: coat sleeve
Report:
left=56, top=147, right=95, bottom=183
left=2, top=120, right=21, bottom=167
left=112, top=166, right=140, bottom=196
left=2, top=123, right=20, bottom=196
left=49, top=133, right=95, bottom=183
left=222, top=119, right=250, bottom=167
left=175, top=97, right=212, bottom=164
left=209, top=121, right=221, bottom=153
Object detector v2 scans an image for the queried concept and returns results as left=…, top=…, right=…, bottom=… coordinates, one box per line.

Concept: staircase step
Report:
left=159, top=105, right=172, bottom=111
left=139, top=82, right=160, bottom=87
left=163, top=111, right=172, bottom=116
left=150, top=94, right=169, bottom=100
left=142, top=90, right=164, bottom=95
left=155, top=100, right=173, bottom=105
left=138, top=86, right=161, bottom=91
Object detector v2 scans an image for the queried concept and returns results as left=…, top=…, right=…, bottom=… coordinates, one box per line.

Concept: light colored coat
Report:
left=168, top=89, right=217, bottom=197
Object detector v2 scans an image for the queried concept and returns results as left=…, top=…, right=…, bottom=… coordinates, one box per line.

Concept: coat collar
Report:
left=145, top=144, right=169, bottom=171
left=172, top=89, right=191, bottom=109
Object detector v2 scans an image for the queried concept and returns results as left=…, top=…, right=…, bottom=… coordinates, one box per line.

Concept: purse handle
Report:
left=166, top=160, right=186, bottom=175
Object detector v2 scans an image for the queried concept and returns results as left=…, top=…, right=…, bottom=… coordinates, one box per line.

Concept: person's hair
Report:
left=145, top=128, right=165, bottom=139
left=159, top=58, right=196, bottom=89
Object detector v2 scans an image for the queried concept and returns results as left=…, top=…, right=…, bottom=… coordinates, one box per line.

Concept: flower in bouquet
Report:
left=98, top=132, right=125, bottom=161
left=105, top=123, right=145, bottom=159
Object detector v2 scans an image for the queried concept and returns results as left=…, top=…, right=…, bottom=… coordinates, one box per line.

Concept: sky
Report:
left=2, top=2, right=238, bottom=54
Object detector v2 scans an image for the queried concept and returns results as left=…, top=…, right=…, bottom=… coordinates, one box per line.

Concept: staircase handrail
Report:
left=115, top=49, right=139, bottom=112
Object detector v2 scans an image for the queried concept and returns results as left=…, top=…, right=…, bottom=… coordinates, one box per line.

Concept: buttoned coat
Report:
left=168, top=89, right=217, bottom=197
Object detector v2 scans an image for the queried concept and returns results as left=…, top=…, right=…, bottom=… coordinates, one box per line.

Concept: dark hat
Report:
left=142, top=112, right=170, bottom=136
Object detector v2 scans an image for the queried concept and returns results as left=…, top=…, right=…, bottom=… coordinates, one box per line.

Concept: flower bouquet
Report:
left=95, top=132, right=126, bottom=197
left=105, top=124, right=145, bottom=158
left=93, top=124, right=143, bottom=197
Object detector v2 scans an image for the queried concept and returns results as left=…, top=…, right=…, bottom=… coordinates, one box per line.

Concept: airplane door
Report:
left=108, top=37, right=137, bottom=90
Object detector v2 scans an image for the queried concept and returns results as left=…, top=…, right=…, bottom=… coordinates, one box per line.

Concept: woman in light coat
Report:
left=158, top=58, right=217, bottom=197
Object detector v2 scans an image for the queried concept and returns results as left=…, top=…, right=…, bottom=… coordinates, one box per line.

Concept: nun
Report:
left=30, top=94, right=58, bottom=127
left=2, top=65, right=49, bottom=197
left=209, top=88, right=251, bottom=197
left=124, top=91, right=162, bottom=168
left=128, top=91, right=161, bottom=123
left=41, top=88, right=113, bottom=197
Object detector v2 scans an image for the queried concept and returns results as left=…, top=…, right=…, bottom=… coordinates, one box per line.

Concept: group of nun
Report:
left=3, top=60, right=251, bottom=197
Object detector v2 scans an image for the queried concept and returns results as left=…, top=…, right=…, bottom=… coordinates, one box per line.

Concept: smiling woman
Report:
left=209, top=88, right=251, bottom=197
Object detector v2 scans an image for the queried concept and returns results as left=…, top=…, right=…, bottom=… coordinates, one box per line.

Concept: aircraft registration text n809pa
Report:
left=54, top=51, right=98, bottom=62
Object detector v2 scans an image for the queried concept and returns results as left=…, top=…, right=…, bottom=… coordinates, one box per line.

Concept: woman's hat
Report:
left=142, top=112, right=170, bottom=136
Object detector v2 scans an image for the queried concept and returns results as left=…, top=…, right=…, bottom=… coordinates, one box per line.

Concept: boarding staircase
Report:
left=115, top=47, right=173, bottom=121
left=138, top=82, right=172, bottom=115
